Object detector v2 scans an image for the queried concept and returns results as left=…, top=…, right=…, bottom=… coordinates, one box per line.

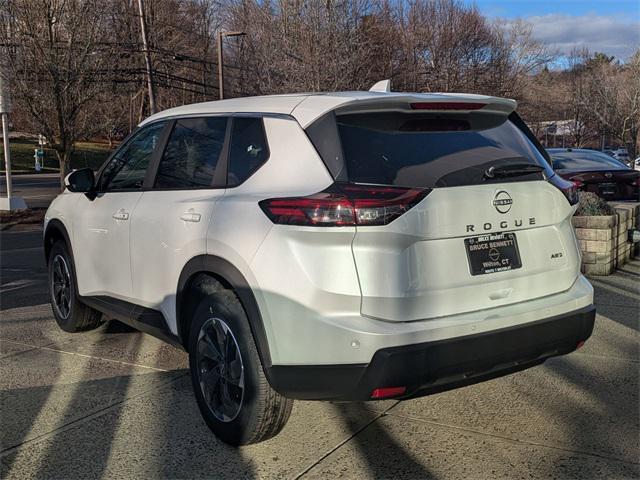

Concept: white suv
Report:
left=44, top=90, right=596, bottom=445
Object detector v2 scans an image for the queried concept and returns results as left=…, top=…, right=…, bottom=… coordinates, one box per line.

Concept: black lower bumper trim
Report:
left=267, top=305, right=596, bottom=401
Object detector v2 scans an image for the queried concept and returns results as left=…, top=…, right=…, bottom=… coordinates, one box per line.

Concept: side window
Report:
left=228, top=117, right=269, bottom=187
left=154, top=117, right=227, bottom=189
left=99, top=122, right=165, bottom=191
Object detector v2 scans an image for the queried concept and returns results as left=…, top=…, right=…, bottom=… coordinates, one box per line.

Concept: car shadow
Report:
left=330, top=402, right=435, bottom=479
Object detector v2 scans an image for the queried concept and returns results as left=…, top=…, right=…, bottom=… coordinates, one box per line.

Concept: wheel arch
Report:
left=44, top=219, right=72, bottom=264
left=177, top=255, right=272, bottom=368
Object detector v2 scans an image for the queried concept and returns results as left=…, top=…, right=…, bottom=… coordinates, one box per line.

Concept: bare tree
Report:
left=4, top=0, right=119, bottom=188
left=580, top=51, right=640, bottom=157
left=4, top=0, right=636, bottom=160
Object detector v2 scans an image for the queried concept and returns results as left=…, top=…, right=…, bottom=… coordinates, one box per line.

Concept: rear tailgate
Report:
left=353, top=181, right=579, bottom=321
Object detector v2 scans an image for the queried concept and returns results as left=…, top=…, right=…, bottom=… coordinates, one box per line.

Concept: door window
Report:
left=154, top=117, right=227, bottom=189
left=227, top=118, right=269, bottom=186
left=99, top=122, right=165, bottom=191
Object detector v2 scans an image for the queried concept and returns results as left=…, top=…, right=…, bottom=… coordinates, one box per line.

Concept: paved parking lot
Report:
left=1, top=225, right=638, bottom=479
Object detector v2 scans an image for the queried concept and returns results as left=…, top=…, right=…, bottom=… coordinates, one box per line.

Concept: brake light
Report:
left=572, top=179, right=584, bottom=189
left=410, top=102, right=486, bottom=110
left=549, top=174, right=579, bottom=206
left=260, top=183, right=430, bottom=227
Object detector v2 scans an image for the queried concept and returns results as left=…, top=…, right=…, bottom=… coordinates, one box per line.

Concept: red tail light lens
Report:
left=371, top=386, right=407, bottom=399
left=572, top=179, right=584, bottom=189
left=549, top=174, right=579, bottom=206
left=260, top=183, right=430, bottom=227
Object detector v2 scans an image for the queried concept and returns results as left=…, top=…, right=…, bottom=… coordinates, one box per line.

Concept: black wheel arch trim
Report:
left=44, top=218, right=73, bottom=264
left=177, top=255, right=273, bottom=369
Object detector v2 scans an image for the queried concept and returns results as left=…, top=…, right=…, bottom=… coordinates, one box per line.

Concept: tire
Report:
left=188, top=277, right=293, bottom=445
left=48, top=240, right=102, bottom=332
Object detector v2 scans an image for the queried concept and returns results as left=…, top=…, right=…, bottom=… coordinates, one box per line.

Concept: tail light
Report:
left=549, top=174, right=579, bottom=206
left=259, top=183, right=430, bottom=227
left=572, top=179, right=584, bottom=189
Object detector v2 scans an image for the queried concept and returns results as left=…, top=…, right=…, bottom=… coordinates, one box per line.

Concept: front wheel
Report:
left=188, top=280, right=293, bottom=445
left=48, top=240, right=102, bottom=332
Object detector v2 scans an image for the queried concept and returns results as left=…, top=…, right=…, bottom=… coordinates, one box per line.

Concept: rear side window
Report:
left=330, top=112, right=553, bottom=188
left=155, top=117, right=227, bottom=189
left=227, top=118, right=269, bottom=186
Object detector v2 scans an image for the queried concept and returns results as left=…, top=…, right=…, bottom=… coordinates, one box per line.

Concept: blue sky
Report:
left=465, top=0, right=640, bottom=60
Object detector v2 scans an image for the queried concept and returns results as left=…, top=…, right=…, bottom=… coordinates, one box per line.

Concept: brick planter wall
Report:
left=572, top=202, right=639, bottom=276
left=610, top=202, right=639, bottom=262
left=572, top=215, right=617, bottom=275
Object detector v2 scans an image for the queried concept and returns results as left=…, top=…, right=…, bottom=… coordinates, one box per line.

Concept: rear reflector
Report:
left=576, top=340, right=586, bottom=350
left=410, top=102, right=486, bottom=110
left=260, top=183, right=430, bottom=227
left=371, top=386, right=407, bottom=399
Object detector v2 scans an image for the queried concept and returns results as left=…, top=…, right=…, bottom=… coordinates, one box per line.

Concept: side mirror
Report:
left=65, top=168, right=95, bottom=195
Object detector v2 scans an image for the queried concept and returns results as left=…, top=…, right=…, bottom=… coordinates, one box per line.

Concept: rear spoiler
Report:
left=292, top=93, right=517, bottom=128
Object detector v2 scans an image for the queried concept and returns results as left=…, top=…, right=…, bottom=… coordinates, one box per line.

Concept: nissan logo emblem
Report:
left=493, top=191, right=513, bottom=214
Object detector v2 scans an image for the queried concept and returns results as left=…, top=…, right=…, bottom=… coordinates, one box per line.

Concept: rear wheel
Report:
left=48, top=241, right=102, bottom=332
left=188, top=278, right=293, bottom=445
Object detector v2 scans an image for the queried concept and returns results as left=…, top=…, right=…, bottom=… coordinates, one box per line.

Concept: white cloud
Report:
left=518, top=13, right=639, bottom=60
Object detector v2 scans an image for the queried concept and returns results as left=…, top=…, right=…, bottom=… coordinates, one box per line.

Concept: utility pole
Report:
left=137, top=0, right=156, bottom=114
left=217, top=31, right=245, bottom=100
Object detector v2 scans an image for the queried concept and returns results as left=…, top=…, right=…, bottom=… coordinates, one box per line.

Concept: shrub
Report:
left=574, top=191, right=615, bottom=216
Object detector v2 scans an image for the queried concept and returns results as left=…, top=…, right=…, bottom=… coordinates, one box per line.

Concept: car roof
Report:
left=139, top=91, right=517, bottom=129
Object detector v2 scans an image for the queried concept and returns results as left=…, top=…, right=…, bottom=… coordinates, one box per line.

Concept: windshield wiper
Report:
left=484, top=163, right=545, bottom=179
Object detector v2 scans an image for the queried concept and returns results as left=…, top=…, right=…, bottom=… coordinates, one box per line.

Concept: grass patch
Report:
left=0, top=138, right=114, bottom=173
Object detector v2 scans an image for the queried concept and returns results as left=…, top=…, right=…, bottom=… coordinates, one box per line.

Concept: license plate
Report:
left=465, top=232, right=522, bottom=276
left=599, top=183, right=616, bottom=196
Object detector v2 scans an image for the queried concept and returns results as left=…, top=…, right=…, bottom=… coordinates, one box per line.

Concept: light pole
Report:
left=217, top=31, right=245, bottom=100
left=0, top=54, right=26, bottom=211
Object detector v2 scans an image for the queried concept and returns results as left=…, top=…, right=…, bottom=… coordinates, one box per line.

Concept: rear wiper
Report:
left=484, top=163, right=545, bottom=179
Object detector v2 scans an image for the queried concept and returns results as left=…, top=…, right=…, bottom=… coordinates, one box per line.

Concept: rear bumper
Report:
left=267, top=304, right=596, bottom=401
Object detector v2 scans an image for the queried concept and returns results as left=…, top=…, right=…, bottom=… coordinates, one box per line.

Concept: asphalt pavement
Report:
left=0, top=225, right=638, bottom=479
left=0, top=174, right=61, bottom=209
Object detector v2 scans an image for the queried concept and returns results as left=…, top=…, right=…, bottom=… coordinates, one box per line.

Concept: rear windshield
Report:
left=550, top=150, right=629, bottom=171
left=314, top=112, right=553, bottom=188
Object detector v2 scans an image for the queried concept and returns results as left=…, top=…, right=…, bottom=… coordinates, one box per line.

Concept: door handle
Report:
left=180, top=209, right=201, bottom=223
left=112, top=209, right=130, bottom=221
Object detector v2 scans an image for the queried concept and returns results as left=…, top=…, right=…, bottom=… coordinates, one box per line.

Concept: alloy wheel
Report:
left=51, top=254, right=72, bottom=319
left=196, top=318, right=245, bottom=422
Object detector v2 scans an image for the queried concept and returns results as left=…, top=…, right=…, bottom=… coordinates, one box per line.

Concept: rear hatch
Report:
left=307, top=100, right=581, bottom=322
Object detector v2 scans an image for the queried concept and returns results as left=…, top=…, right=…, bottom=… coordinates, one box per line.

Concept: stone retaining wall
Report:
left=572, top=202, right=639, bottom=275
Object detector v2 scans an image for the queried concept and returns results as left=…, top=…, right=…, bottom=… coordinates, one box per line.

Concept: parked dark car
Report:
left=548, top=148, right=639, bottom=201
